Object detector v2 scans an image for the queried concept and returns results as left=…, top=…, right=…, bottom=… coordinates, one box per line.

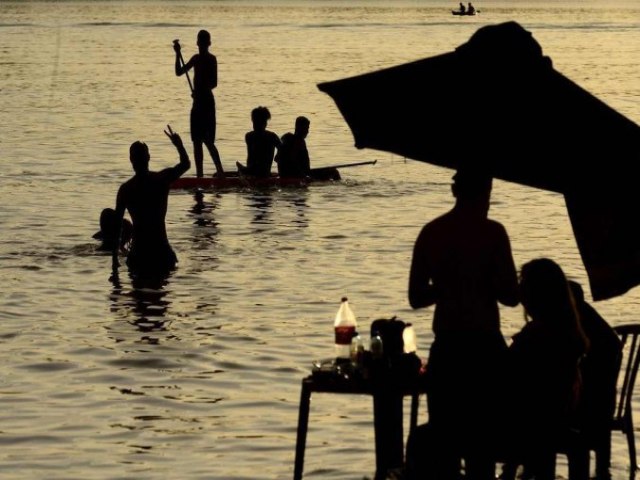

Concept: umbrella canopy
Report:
left=318, top=21, right=640, bottom=301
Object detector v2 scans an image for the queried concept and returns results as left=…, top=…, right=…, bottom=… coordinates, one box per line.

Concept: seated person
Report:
left=501, top=258, right=589, bottom=480
left=240, top=106, right=281, bottom=178
left=275, top=116, right=311, bottom=178
left=570, top=280, right=622, bottom=480
left=458, top=2, right=466, bottom=13
left=93, top=207, right=132, bottom=253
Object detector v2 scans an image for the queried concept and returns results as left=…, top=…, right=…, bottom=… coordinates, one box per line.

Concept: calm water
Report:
left=1, top=1, right=639, bottom=478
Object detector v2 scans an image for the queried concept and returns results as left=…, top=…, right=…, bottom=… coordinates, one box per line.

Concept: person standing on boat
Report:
left=408, top=166, right=519, bottom=480
left=241, top=106, right=281, bottom=178
left=174, top=29, right=225, bottom=179
left=275, top=116, right=311, bottom=178
left=111, top=126, right=190, bottom=280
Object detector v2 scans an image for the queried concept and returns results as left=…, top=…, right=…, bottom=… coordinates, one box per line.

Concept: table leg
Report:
left=373, top=392, right=404, bottom=479
left=294, top=381, right=312, bottom=480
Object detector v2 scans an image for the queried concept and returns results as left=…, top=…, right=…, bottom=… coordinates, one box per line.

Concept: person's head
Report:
left=251, top=106, right=271, bottom=131
left=519, top=258, right=588, bottom=352
left=451, top=165, right=492, bottom=207
left=294, top=116, right=310, bottom=138
left=129, top=141, right=150, bottom=174
left=94, top=208, right=133, bottom=251
left=519, top=258, right=575, bottom=324
left=197, top=29, right=211, bottom=50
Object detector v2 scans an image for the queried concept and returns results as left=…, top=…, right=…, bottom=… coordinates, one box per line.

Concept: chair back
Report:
left=613, top=324, right=640, bottom=429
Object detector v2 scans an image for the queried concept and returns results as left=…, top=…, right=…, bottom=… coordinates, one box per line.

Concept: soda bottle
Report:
left=334, top=297, right=357, bottom=362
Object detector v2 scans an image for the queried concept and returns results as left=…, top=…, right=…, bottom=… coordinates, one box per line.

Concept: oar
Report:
left=311, top=160, right=377, bottom=172
left=173, top=39, right=194, bottom=93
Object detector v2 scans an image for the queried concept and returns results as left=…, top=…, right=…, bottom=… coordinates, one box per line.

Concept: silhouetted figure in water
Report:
left=111, top=126, right=190, bottom=279
left=275, top=116, right=311, bottom=178
left=239, top=106, right=281, bottom=178
left=93, top=207, right=132, bottom=253
left=174, top=29, right=224, bottom=178
left=408, top=167, right=519, bottom=480
left=501, top=259, right=589, bottom=480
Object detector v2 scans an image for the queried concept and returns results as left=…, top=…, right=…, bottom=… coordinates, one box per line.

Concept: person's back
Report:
left=408, top=167, right=518, bottom=480
left=112, top=127, right=190, bottom=278
left=275, top=116, right=311, bottom=178
left=570, top=281, right=621, bottom=479
left=245, top=106, right=281, bottom=178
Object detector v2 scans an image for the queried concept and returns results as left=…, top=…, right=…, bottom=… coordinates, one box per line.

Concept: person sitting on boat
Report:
left=458, top=2, right=466, bottom=13
left=93, top=207, right=132, bottom=253
left=240, top=106, right=281, bottom=178
left=467, top=2, right=476, bottom=14
left=275, top=116, right=311, bottom=178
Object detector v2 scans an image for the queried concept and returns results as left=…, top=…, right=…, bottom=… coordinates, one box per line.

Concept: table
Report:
left=293, top=367, right=427, bottom=480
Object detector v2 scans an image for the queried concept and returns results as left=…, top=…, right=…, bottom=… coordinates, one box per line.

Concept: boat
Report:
left=170, top=160, right=376, bottom=190
left=170, top=166, right=342, bottom=190
left=452, top=10, right=478, bottom=15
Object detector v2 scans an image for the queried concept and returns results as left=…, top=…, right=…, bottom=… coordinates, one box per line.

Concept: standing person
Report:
left=174, top=29, right=225, bottom=179
left=275, top=116, right=311, bottom=178
left=111, top=126, right=190, bottom=280
left=501, top=259, right=590, bottom=480
left=240, top=106, right=281, bottom=178
left=408, top=166, right=519, bottom=480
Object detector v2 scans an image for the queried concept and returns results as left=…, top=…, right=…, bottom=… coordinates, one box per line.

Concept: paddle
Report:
left=310, top=160, right=377, bottom=172
left=173, top=39, right=194, bottom=93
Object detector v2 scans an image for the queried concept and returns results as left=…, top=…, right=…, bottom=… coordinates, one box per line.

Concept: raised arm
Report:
left=163, top=125, right=191, bottom=179
left=173, top=41, right=192, bottom=76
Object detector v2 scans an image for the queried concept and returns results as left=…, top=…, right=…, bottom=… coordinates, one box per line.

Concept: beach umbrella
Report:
left=318, top=21, right=640, bottom=301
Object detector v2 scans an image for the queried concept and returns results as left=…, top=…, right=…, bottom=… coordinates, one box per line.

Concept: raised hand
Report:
left=164, top=125, right=184, bottom=149
left=172, top=39, right=181, bottom=54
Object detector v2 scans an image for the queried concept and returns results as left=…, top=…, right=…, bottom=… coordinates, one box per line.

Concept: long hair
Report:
left=519, top=258, right=589, bottom=355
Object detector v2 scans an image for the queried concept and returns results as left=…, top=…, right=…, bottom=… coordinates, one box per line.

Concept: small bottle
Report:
left=334, top=297, right=357, bottom=362
left=403, top=323, right=417, bottom=354
left=351, top=330, right=364, bottom=367
left=370, top=331, right=384, bottom=359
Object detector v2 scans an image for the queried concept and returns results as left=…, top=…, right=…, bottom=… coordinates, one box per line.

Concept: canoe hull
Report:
left=170, top=168, right=340, bottom=190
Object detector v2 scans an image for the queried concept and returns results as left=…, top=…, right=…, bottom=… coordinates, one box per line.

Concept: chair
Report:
left=610, top=324, right=640, bottom=479
left=557, top=323, right=639, bottom=480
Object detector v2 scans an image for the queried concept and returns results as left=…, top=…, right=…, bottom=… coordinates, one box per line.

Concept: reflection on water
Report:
left=108, top=273, right=172, bottom=335
left=247, top=188, right=274, bottom=226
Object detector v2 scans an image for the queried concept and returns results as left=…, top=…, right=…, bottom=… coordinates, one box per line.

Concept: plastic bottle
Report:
left=402, top=323, right=417, bottom=354
left=351, top=330, right=364, bottom=368
left=334, top=297, right=357, bottom=362
left=370, top=331, right=384, bottom=359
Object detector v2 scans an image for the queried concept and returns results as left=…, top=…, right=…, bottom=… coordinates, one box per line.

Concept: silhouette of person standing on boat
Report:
left=240, top=106, right=281, bottom=178
left=111, top=126, right=190, bottom=280
left=174, top=29, right=225, bottom=179
left=408, top=166, right=519, bottom=480
left=275, top=116, right=311, bottom=178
